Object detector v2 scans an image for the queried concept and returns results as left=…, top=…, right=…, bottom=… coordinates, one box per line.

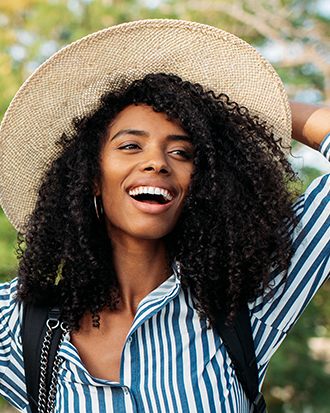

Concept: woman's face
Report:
left=95, top=104, right=194, bottom=243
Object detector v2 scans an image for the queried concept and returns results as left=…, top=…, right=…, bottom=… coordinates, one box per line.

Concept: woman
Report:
left=0, top=20, right=330, bottom=412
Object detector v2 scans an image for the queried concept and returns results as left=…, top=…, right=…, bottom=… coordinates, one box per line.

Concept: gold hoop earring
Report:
left=93, top=196, right=104, bottom=222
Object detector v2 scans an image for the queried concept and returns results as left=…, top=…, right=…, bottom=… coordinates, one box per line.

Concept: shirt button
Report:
left=127, top=336, right=133, bottom=344
left=123, top=386, right=129, bottom=395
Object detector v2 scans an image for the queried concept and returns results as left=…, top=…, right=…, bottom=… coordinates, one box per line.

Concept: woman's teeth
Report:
left=128, top=186, right=173, bottom=202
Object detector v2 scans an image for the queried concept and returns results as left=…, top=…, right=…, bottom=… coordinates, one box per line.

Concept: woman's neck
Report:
left=111, top=236, right=171, bottom=316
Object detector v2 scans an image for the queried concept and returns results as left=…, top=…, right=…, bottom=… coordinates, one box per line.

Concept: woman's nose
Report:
left=141, top=148, right=171, bottom=174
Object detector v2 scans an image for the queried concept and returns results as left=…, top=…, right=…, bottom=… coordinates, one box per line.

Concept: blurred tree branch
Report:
left=163, top=0, right=330, bottom=102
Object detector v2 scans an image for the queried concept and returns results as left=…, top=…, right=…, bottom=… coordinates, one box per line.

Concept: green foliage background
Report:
left=0, top=1, right=330, bottom=411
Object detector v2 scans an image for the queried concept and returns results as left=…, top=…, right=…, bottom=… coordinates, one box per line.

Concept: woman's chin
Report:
left=106, top=223, right=175, bottom=244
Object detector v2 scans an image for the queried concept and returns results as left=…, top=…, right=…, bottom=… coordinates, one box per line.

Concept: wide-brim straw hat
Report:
left=0, top=19, right=291, bottom=232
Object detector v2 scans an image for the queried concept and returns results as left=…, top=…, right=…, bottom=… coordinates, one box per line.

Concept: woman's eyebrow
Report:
left=110, top=129, right=148, bottom=141
left=110, top=130, right=190, bottom=142
left=167, top=134, right=191, bottom=142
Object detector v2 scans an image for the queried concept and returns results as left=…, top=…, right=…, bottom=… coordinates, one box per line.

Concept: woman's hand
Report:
left=290, top=100, right=330, bottom=150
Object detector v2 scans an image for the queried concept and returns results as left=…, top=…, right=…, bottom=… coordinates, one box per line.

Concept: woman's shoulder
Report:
left=0, top=278, right=22, bottom=339
left=0, top=278, right=30, bottom=411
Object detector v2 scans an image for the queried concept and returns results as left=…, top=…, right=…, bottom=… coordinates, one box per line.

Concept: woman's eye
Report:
left=171, top=149, right=192, bottom=160
left=118, top=143, right=140, bottom=150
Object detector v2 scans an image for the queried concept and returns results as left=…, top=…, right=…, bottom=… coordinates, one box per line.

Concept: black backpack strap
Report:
left=22, top=300, right=63, bottom=413
left=214, top=305, right=266, bottom=413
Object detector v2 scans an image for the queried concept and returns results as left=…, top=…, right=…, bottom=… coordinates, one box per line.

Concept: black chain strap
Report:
left=38, top=320, right=68, bottom=413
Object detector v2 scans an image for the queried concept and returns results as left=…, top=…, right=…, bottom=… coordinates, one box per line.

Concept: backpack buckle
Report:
left=253, top=392, right=267, bottom=413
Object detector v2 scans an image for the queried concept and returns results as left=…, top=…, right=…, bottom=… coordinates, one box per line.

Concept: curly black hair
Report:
left=16, top=73, right=298, bottom=330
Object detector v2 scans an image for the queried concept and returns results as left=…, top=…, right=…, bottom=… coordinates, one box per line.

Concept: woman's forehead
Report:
left=107, top=104, right=190, bottom=143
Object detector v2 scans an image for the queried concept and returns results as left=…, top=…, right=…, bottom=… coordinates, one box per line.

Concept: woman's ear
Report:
left=93, top=180, right=101, bottom=197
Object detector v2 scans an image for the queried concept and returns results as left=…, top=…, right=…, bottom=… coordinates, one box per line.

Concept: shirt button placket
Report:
left=123, top=386, right=129, bottom=395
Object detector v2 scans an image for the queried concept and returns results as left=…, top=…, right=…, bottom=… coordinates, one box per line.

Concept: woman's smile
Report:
left=95, top=104, right=194, bottom=242
left=127, top=181, right=175, bottom=211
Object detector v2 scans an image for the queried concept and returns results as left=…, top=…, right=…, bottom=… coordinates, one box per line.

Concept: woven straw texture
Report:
left=0, top=19, right=291, bottom=232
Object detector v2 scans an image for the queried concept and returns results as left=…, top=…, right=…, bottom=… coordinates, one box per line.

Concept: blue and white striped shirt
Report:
left=1, top=135, right=330, bottom=412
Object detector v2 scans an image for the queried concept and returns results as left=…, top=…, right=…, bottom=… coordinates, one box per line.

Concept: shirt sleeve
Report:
left=319, top=131, right=330, bottom=161
left=249, top=133, right=330, bottom=384
left=0, top=278, right=29, bottom=411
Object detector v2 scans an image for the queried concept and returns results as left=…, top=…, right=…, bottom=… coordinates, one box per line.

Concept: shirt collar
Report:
left=128, top=262, right=181, bottom=335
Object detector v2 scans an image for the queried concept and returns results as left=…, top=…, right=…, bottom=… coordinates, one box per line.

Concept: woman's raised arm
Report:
left=290, top=100, right=330, bottom=149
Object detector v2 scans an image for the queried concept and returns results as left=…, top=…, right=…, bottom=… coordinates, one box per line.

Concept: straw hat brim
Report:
left=0, top=19, right=291, bottom=232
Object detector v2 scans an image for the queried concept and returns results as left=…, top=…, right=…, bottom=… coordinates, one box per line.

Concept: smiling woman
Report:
left=8, top=71, right=296, bottom=405
left=0, top=19, right=330, bottom=413
left=15, top=72, right=296, bottom=334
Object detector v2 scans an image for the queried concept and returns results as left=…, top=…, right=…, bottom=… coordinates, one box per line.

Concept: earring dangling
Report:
left=94, top=195, right=104, bottom=222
